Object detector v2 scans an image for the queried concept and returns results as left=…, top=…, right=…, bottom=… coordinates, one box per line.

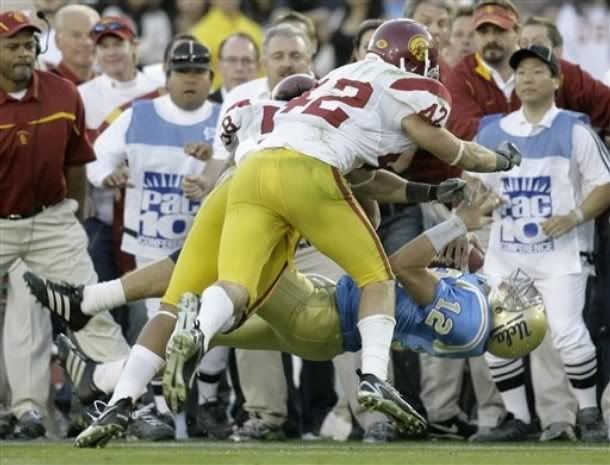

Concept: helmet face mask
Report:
left=487, top=269, right=547, bottom=359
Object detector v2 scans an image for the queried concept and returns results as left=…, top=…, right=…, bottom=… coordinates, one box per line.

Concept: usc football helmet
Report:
left=487, top=269, right=547, bottom=359
left=367, top=19, right=440, bottom=80
left=271, top=73, right=317, bottom=101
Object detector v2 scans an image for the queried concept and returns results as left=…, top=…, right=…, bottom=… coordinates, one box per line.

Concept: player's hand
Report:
left=495, top=141, right=522, bottom=171
left=437, top=233, right=483, bottom=271
left=455, top=189, right=502, bottom=231
left=541, top=214, right=578, bottom=238
left=102, top=165, right=132, bottom=190
left=436, top=178, right=467, bottom=204
left=184, top=142, right=213, bottom=161
left=182, top=174, right=210, bottom=200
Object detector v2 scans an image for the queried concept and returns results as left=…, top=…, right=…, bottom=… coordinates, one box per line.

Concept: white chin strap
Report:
left=423, top=48, right=430, bottom=77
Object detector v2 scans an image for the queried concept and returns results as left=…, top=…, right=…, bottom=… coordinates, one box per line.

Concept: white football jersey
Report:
left=255, top=55, right=452, bottom=174
left=220, top=98, right=284, bottom=166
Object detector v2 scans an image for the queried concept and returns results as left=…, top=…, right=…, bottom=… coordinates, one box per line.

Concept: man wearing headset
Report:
left=0, top=11, right=130, bottom=439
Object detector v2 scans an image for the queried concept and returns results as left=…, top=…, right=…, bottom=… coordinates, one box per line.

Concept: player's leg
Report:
left=275, top=153, right=425, bottom=433
left=75, top=181, right=230, bottom=448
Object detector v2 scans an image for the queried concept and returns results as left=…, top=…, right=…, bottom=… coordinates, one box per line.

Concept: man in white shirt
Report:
left=472, top=45, right=610, bottom=442
left=78, top=15, right=160, bottom=298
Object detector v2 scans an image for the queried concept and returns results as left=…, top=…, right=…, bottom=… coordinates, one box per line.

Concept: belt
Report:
left=0, top=205, right=49, bottom=220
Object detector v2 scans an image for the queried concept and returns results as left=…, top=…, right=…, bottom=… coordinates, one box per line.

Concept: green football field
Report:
left=1, top=441, right=609, bottom=465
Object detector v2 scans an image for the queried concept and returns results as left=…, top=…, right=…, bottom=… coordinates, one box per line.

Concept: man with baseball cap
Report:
left=445, top=0, right=610, bottom=442
left=0, top=10, right=131, bottom=439
left=84, top=37, right=227, bottom=438
left=470, top=44, right=610, bottom=442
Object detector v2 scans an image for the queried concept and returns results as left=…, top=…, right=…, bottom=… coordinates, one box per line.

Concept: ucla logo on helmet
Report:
left=408, top=34, right=429, bottom=62
left=375, top=39, right=388, bottom=49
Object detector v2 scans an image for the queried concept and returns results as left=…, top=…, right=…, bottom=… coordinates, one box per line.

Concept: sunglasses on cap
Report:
left=92, top=21, right=130, bottom=34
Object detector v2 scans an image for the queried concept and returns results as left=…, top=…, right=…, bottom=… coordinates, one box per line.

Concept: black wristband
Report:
left=494, top=152, right=510, bottom=171
left=405, top=182, right=437, bottom=203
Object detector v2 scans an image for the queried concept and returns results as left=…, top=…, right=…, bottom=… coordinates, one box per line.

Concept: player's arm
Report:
left=348, top=168, right=466, bottom=205
left=389, top=191, right=496, bottom=304
left=400, top=114, right=521, bottom=173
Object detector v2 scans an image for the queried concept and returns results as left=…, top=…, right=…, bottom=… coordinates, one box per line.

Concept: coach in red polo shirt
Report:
left=0, top=11, right=129, bottom=439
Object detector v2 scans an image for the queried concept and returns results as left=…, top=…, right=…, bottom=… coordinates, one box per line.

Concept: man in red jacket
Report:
left=446, top=0, right=610, bottom=141
left=446, top=0, right=610, bottom=442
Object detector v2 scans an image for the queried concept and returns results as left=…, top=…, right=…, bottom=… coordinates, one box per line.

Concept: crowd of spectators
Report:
left=1, top=0, right=610, bottom=444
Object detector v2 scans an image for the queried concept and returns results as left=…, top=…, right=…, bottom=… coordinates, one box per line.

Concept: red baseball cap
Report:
left=90, top=16, right=136, bottom=44
left=0, top=11, right=41, bottom=39
left=474, top=4, right=519, bottom=31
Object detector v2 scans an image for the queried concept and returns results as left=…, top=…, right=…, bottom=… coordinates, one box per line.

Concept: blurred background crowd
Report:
left=1, top=0, right=610, bottom=446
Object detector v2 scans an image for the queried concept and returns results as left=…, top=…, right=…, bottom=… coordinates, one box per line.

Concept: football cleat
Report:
left=13, top=411, right=46, bottom=440
left=577, top=407, right=608, bottom=442
left=356, top=370, right=427, bottom=436
left=470, top=413, right=537, bottom=442
left=75, top=398, right=133, bottom=448
left=187, top=400, right=232, bottom=439
left=56, top=334, right=108, bottom=404
left=163, top=324, right=206, bottom=414
left=428, top=414, right=477, bottom=440
left=126, top=403, right=175, bottom=441
left=23, top=271, right=91, bottom=331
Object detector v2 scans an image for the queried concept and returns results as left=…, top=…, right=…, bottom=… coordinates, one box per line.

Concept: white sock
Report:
left=92, top=358, right=126, bottom=394
left=82, top=280, right=126, bottom=315
left=500, top=386, right=531, bottom=424
left=108, top=345, right=165, bottom=405
left=151, top=379, right=170, bottom=414
left=196, top=346, right=229, bottom=404
left=357, top=314, right=396, bottom=380
left=195, top=286, right=235, bottom=351
left=574, top=386, right=598, bottom=410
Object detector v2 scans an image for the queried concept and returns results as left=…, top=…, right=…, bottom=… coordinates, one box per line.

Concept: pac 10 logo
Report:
left=139, top=171, right=199, bottom=249
left=499, top=176, right=554, bottom=254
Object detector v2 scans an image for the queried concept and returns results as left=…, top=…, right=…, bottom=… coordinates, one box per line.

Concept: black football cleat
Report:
left=75, top=398, right=133, bottom=448
left=470, top=413, right=537, bottom=442
left=56, top=334, right=108, bottom=404
left=23, top=271, right=91, bottom=331
left=356, top=370, right=427, bottom=436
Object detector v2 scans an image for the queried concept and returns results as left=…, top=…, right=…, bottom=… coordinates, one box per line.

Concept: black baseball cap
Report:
left=167, top=40, right=211, bottom=71
left=509, top=45, right=560, bottom=76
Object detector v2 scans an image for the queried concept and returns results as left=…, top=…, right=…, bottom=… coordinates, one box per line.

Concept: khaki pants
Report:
left=0, top=199, right=130, bottom=417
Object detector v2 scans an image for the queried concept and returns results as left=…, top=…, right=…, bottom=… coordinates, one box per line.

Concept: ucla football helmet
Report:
left=487, top=269, right=547, bottom=359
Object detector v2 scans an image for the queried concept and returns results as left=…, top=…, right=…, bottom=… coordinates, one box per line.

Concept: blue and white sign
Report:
left=138, top=171, right=200, bottom=250
left=499, top=176, right=553, bottom=254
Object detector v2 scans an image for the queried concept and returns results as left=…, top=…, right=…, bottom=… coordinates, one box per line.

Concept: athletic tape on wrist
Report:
left=423, top=215, right=468, bottom=253
left=450, top=141, right=465, bottom=167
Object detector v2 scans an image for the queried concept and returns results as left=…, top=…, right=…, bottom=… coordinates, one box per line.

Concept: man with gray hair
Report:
left=48, top=4, right=99, bottom=85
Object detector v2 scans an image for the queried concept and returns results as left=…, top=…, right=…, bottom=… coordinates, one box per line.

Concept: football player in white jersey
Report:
left=164, top=17, right=522, bottom=436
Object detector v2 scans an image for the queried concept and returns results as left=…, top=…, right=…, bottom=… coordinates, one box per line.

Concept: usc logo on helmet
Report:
left=408, top=35, right=429, bottom=62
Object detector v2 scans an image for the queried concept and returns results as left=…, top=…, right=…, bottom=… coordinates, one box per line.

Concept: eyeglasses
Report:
left=171, top=54, right=210, bottom=65
left=92, top=21, right=129, bottom=35
left=220, top=56, right=257, bottom=66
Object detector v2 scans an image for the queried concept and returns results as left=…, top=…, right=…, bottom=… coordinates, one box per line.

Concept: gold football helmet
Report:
left=487, top=269, right=547, bottom=359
